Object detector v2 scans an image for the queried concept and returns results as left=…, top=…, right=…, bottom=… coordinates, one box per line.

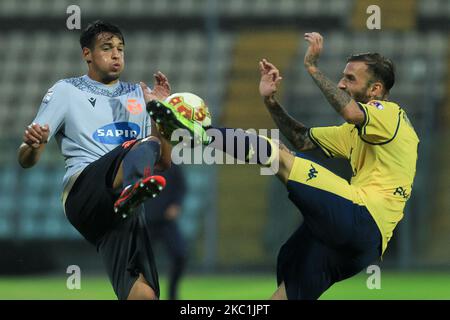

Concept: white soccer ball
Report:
left=164, top=92, right=212, bottom=128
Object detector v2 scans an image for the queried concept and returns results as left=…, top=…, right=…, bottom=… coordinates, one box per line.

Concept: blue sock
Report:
left=207, top=127, right=273, bottom=165
left=122, top=140, right=161, bottom=188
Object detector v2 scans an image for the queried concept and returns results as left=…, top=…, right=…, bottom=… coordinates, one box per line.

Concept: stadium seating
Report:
left=0, top=0, right=353, bottom=18
left=418, top=0, right=450, bottom=18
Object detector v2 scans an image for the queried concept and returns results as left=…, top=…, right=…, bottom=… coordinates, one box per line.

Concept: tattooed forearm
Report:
left=264, top=97, right=316, bottom=151
left=309, top=68, right=352, bottom=114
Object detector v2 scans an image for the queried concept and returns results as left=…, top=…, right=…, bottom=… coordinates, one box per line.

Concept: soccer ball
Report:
left=164, top=92, right=212, bottom=128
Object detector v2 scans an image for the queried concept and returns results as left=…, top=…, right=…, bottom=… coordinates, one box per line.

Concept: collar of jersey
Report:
left=83, top=75, right=121, bottom=91
left=64, top=75, right=137, bottom=98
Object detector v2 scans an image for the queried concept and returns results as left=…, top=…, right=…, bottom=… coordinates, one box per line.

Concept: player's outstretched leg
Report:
left=147, top=99, right=295, bottom=180
left=205, top=127, right=295, bottom=181
left=146, top=99, right=211, bottom=145
left=113, top=137, right=167, bottom=218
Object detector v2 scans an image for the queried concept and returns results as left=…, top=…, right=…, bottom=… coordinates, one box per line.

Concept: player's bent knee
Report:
left=270, top=282, right=288, bottom=300
left=127, top=275, right=158, bottom=300
left=127, top=288, right=158, bottom=300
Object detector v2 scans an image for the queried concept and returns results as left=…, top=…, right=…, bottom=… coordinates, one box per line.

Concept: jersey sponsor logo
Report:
left=93, top=122, right=140, bottom=144
left=127, top=98, right=143, bottom=115
left=393, top=186, right=410, bottom=200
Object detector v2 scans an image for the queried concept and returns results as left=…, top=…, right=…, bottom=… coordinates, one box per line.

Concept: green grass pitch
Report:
left=0, top=271, right=448, bottom=300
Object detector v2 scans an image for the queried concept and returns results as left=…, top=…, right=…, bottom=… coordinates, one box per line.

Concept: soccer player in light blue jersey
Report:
left=17, top=21, right=175, bottom=300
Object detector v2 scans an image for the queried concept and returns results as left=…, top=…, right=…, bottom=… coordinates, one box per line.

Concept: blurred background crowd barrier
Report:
left=0, top=0, right=448, bottom=275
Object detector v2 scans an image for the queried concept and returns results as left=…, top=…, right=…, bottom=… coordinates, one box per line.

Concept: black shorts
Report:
left=65, top=143, right=159, bottom=299
left=278, top=152, right=382, bottom=300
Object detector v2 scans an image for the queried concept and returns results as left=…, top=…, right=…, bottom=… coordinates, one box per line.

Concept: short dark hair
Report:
left=347, top=53, right=395, bottom=92
left=79, top=20, right=124, bottom=50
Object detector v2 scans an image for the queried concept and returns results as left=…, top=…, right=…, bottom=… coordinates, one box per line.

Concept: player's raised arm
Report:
left=259, top=59, right=316, bottom=151
left=303, top=32, right=364, bottom=125
left=17, top=123, right=49, bottom=168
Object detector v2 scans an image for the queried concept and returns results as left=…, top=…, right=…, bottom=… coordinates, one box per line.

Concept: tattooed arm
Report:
left=263, top=96, right=316, bottom=151
left=304, top=32, right=364, bottom=125
left=259, top=59, right=316, bottom=151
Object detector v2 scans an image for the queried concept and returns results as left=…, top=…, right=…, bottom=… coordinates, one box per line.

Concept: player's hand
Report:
left=304, top=32, right=323, bottom=73
left=140, top=72, right=171, bottom=103
left=259, top=59, right=283, bottom=98
left=152, top=71, right=171, bottom=100
left=23, top=123, right=49, bottom=149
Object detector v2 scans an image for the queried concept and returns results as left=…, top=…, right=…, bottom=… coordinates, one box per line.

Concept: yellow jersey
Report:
left=309, top=100, right=419, bottom=253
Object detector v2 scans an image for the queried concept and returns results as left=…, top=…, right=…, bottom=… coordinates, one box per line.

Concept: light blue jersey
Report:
left=33, top=75, right=151, bottom=188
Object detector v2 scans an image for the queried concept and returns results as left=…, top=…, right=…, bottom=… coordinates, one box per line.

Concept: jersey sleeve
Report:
left=309, top=124, right=352, bottom=159
left=357, top=100, right=402, bottom=144
left=32, top=81, right=69, bottom=141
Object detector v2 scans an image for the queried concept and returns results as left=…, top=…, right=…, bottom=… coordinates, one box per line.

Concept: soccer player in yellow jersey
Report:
left=146, top=32, right=419, bottom=300
left=258, top=32, right=419, bottom=299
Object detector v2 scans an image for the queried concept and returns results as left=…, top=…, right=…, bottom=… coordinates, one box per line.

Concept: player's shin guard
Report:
left=207, top=127, right=277, bottom=167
